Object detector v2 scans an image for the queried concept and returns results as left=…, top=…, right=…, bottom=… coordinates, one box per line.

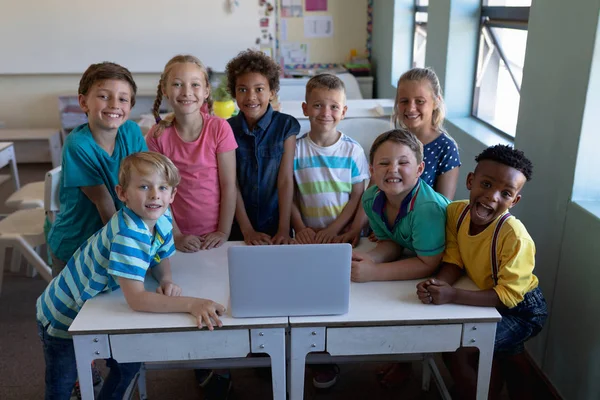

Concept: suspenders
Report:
left=456, top=204, right=512, bottom=286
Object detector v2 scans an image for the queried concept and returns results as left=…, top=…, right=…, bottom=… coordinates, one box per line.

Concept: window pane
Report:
left=472, top=27, right=528, bottom=137
left=413, top=11, right=427, bottom=68
left=484, top=0, right=531, bottom=5
left=416, top=0, right=428, bottom=6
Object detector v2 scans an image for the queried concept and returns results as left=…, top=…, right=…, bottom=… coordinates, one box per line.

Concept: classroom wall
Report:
left=0, top=74, right=161, bottom=129
left=371, top=0, right=413, bottom=99
left=279, top=0, right=368, bottom=65
left=0, top=0, right=369, bottom=129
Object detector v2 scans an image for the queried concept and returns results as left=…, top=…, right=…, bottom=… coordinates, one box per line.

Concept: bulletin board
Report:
left=0, top=0, right=277, bottom=74
left=277, top=0, right=368, bottom=68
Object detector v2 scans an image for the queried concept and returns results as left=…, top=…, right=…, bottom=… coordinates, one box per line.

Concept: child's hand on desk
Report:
left=335, top=229, right=361, bottom=247
left=190, top=299, right=226, bottom=330
left=175, top=234, right=203, bottom=253
left=272, top=231, right=293, bottom=245
left=243, top=230, right=273, bottom=246
left=294, top=227, right=316, bottom=244
left=156, top=280, right=182, bottom=297
left=417, top=279, right=455, bottom=305
left=200, top=231, right=228, bottom=250
left=315, top=226, right=338, bottom=244
left=416, top=279, right=433, bottom=303
left=351, top=252, right=377, bottom=282
left=368, top=231, right=379, bottom=243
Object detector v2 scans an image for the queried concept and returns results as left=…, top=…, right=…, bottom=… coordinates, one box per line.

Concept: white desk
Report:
left=0, top=129, right=62, bottom=167
left=279, top=98, right=395, bottom=120
left=0, top=142, right=20, bottom=191
left=288, top=241, right=501, bottom=400
left=69, top=242, right=288, bottom=400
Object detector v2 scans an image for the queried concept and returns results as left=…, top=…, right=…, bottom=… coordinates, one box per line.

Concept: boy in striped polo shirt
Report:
left=416, top=145, right=547, bottom=398
left=292, top=73, right=370, bottom=246
left=36, top=152, right=225, bottom=399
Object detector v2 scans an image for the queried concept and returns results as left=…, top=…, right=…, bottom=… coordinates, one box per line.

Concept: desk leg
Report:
left=251, top=328, right=286, bottom=400
left=8, top=151, right=19, bottom=191
left=289, top=327, right=326, bottom=400
left=137, top=363, right=148, bottom=400
left=462, top=322, right=496, bottom=400
left=72, top=334, right=110, bottom=400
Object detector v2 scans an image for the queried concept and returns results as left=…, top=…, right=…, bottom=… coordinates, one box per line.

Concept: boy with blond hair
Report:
left=292, top=73, right=370, bottom=247
left=36, top=152, right=225, bottom=399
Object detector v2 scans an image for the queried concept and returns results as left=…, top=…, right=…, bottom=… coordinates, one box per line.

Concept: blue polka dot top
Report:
left=421, top=132, right=461, bottom=188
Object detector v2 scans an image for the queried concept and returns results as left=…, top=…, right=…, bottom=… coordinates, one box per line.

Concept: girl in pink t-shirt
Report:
left=147, top=55, right=237, bottom=251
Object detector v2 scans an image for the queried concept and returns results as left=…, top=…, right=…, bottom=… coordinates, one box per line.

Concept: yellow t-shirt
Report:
left=442, top=200, right=539, bottom=308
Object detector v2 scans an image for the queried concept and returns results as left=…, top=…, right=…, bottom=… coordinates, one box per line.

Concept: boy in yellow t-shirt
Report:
left=416, top=145, right=547, bottom=399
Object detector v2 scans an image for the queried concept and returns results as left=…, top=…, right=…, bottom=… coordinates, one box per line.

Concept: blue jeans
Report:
left=37, top=321, right=141, bottom=400
left=495, top=287, right=548, bottom=355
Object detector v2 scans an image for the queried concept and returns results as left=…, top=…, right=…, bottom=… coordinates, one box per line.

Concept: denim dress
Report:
left=228, top=105, right=300, bottom=237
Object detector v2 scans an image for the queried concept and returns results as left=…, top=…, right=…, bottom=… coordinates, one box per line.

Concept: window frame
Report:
left=471, top=5, right=530, bottom=139
left=411, top=2, right=428, bottom=69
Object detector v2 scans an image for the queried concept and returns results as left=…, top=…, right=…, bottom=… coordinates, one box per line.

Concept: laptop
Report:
left=228, top=244, right=352, bottom=318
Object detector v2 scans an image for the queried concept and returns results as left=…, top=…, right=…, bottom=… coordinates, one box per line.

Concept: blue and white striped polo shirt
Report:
left=36, top=206, right=175, bottom=338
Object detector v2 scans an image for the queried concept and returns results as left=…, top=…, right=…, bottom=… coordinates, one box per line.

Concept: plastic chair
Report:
left=0, top=166, right=61, bottom=294
left=336, top=118, right=394, bottom=155
left=5, top=181, right=45, bottom=209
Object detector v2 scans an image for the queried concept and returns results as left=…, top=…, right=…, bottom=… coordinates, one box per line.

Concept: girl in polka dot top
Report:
left=393, top=67, right=461, bottom=200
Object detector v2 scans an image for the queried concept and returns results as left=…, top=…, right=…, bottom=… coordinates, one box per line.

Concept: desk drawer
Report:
left=326, top=325, right=462, bottom=356
left=110, top=330, right=251, bottom=362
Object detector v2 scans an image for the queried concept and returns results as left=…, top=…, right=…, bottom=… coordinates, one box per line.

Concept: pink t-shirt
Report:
left=146, top=113, right=238, bottom=236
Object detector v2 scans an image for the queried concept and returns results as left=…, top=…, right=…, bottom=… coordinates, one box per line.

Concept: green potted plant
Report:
left=212, top=75, right=236, bottom=119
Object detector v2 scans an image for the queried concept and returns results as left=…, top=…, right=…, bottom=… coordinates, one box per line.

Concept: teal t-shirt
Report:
left=48, top=120, right=147, bottom=261
left=362, top=179, right=450, bottom=257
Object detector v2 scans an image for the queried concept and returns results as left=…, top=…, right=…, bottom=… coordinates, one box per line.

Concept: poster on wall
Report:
left=304, top=16, right=333, bottom=38
left=305, top=0, right=328, bottom=12
left=281, top=42, right=309, bottom=64
left=281, top=0, right=303, bottom=17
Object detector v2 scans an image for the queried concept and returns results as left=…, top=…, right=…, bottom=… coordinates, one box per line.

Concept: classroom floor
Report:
left=0, top=163, right=509, bottom=400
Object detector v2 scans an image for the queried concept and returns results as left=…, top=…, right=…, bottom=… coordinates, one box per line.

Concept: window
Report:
left=412, top=0, right=428, bottom=69
left=472, top=0, right=531, bottom=137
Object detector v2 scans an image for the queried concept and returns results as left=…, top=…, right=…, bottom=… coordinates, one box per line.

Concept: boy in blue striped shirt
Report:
left=36, top=152, right=225, bottom=399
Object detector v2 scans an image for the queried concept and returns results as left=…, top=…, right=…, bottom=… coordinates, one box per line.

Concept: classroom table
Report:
left=69, top=242, right=288, bottom=400
left=0, top=142, right=20, bottom=191
left=288, top=241, right=502, bottom=400
left=0, top=129, right=62, bottom=167
left=279, top=98, right=395, bottom=120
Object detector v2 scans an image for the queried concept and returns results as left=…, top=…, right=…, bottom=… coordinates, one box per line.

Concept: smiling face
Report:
left=370, top=140, right=424, bottom=201
left=302, top=88, right=347, bottom=136
left=234, top=72, right=274, bottom=128
left=78, top=79, right=133, bottom=133
left=395, top=79, right=437, bottom=135
left=163, top=62, right=209, bottom=117
left=116, top=166, right=177, bottom=230
left=467, top=160, right=526, bottom=234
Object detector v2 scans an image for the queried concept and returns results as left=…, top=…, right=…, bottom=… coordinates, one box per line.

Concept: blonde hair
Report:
left=393, top=67, right=446, bottom=133
left=305, top=73, right=346, bottom=102
left=119, top=152, right=181, bottom=190
left=152, top=55, right=214, bottom=137
left=369, top=128, right=424, bottom=165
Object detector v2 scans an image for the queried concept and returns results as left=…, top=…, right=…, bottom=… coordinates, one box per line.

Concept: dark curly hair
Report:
left=475, top=144, right=533, bottom=181
left=225, top=49, right=281, bottom=97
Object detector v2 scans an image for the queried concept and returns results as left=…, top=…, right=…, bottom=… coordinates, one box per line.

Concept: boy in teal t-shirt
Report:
left=48, top=62, right=147, bottom=273
left=351, top=128, right=449, bottom=283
